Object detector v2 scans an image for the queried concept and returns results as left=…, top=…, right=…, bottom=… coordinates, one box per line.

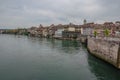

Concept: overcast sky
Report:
left=0, top=0, right=120, bottom=28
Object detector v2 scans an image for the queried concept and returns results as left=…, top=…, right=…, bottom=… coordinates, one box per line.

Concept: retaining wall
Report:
left=87, top=37, right=120, bottom=69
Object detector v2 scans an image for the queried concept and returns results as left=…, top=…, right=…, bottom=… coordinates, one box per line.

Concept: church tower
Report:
left=83, top=19, right=87, bottom=25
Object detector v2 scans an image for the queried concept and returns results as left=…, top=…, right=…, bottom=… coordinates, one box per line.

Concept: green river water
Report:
left=0, top=34, right=120, bottom=80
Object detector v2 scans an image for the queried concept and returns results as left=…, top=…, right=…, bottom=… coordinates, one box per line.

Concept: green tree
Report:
left=104, top=29, right=110, bottom=37
left=94, top=30, right=97, bottom=37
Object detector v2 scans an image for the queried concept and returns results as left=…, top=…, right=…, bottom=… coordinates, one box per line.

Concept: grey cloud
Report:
left=0, top=0, right=120, bottom=28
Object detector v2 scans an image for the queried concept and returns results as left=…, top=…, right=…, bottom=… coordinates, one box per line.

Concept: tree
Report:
left=104, top=29, right=110, bottom=37
left=94, top=30, right=97, bottom=37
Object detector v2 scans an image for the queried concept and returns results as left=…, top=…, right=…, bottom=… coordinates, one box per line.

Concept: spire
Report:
left=83, top=19, right=87, bottom=25
left=39, top=24, right=43, bottom=28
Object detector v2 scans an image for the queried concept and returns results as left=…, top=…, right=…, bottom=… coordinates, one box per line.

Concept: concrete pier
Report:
left=87, top=37, right=120, bottom=69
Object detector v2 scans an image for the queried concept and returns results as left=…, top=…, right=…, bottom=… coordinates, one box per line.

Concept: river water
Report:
left=0, top=34, right=120, bottom=80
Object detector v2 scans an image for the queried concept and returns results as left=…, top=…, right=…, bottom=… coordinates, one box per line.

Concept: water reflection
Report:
left=87, top=53, right=120, bottom=80
left=44, top=39, right=83, bottom=55
left=62, top=40, right=81, bottom=47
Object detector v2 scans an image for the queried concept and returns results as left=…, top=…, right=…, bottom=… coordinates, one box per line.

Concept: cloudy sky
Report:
left=0, top=0, right=120, bottom=28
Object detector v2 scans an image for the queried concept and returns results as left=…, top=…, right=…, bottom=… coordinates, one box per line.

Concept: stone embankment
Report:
left=87, top=37, right=120, bottom=69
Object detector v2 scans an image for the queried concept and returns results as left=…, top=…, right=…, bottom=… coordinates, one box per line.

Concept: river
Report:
left=0, top=34, right=120, bottom=80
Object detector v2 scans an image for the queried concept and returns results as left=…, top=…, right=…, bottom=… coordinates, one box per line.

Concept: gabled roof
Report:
left=116, top=21, right=120, bottom=23
left=104, top=22, right=113, bottom=25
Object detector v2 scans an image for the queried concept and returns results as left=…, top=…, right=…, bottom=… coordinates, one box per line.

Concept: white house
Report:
left=81, top=23, right=94, bottom=36
left=54, top=24, right=64, bottom=38
left=81, top=27, right=94, bottom=36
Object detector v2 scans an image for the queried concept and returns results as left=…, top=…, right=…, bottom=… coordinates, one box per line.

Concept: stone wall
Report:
left=87, top=37, right=120, bottom=69
left=118, top=47, right=120, bottom=68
